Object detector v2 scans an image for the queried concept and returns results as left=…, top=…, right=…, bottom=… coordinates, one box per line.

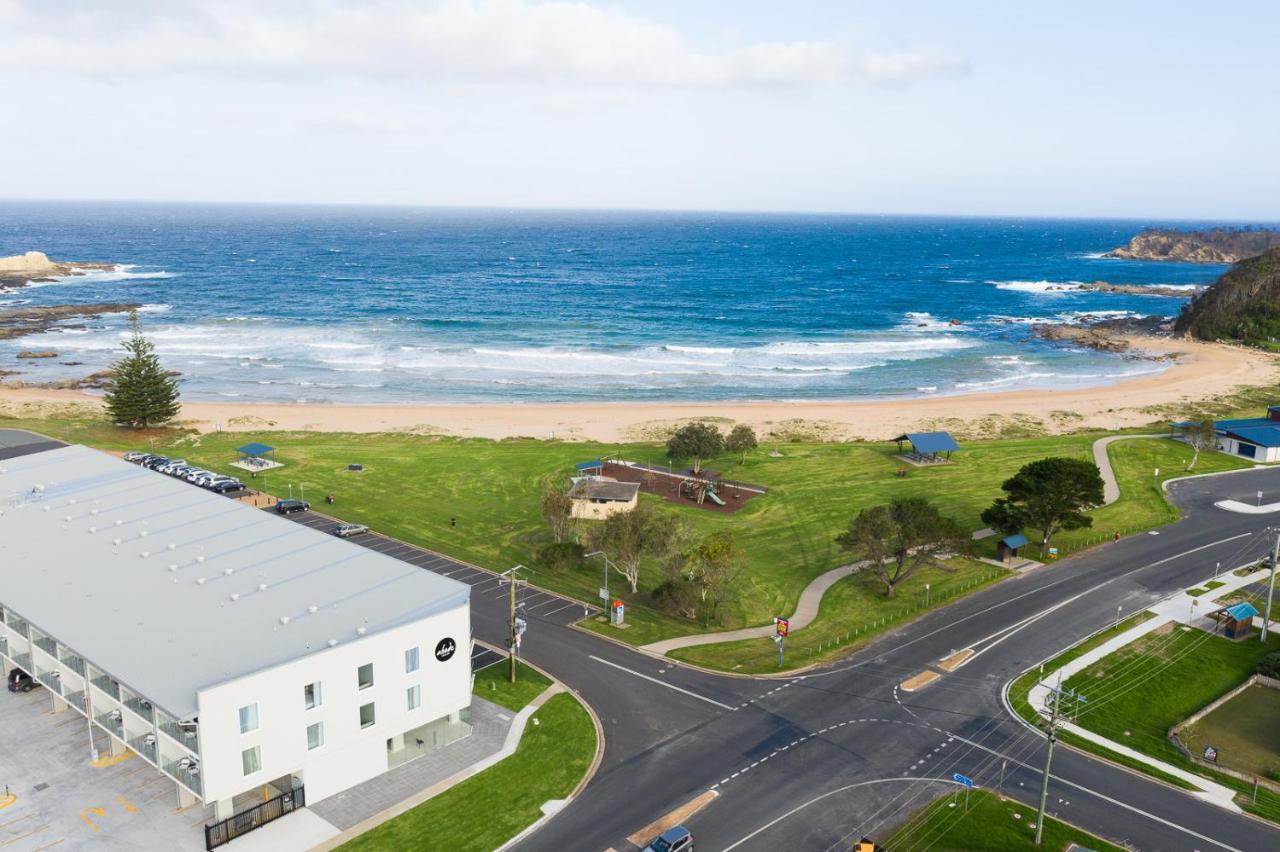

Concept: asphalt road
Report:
left=14, top=431, right=1280, bottom=850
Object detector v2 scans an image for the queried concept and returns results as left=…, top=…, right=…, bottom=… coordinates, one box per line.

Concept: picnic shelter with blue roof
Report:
left=996, top=533, right=1029, bottom=563
left=1213, top=601, right=1259, bottom=640
left=1173, top=406, right=1280, bottom=462
left=231, top=441, right=284, bottom=472
left=894, top=431, right=960, bottom=464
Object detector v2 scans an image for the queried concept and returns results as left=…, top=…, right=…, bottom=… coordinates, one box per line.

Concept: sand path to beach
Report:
left=1, top=335, right=1275, bottom=442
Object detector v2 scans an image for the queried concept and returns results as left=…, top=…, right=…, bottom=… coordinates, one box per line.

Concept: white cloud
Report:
left=0, top=0, right=963, bottom=88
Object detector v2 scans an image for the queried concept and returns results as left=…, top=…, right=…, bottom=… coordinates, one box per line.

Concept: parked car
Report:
left=7, top=668, right=37, bottom=693
left=643, top=827, right=693, bottom=852
left=157, top=459, right=187, bottom=474
left=275, top=499, right=310, bottom=515
left=334, top=523, right=369, bottom=538
left=141, top=456, right=169, bottom=470
left=195, top=473, right=230, bottom=487
left=212, top=480, right=246, bottom=494
left=184, top=469, right=214, bottom=483
left=123, top=451, right=148, bottom=463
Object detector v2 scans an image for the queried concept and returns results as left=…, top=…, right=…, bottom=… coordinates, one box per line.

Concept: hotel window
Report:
left=407, top=684, right=421, bottom=711
left=238, top=703, right=259, bottom=734
left=405, top=646, right=420, bottom=673
left=359, top=702, right=376, bottom=729
left=303, top=681, right=322, bottom=710
left=307, top=721, right=324, bottom=751
left=357, top=663, right=374, bottom=690
left=241, top=745, right=261, bottom=776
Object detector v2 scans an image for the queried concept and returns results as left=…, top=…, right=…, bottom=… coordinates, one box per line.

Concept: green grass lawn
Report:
left=339, top=692, right=595, bottom=852
left=1063, top=625, right=1280, bottom=820
left=1182, top=683, right=1280, bottom=781
left=665, top=556, right=1007, bottom=673
left=473, top=659, right=552, bottom=712
left=0, top=414, right=1251, bottom=654
left=886, top=789, right=1125, bottom=851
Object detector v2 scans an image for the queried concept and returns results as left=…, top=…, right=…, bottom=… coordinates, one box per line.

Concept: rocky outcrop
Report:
left=1106, top=228, right=1280, bottom=264
left=0, top=251, right=115, bottom=290
left=1078, top=281, right=1202, bottom=297
left=0, top=303, right=140, bottom=341
left=16, top=350, right=58, bottom=359
left=0, top=370, right=116, bottom=391
left=1033, top=315, right=1172, bottom=354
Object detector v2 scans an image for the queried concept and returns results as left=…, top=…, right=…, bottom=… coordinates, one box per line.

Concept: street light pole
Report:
left=1263, top=528, right=1280, bottom=642
left=1035, top=674, right=1063, bottom=846
left=585, top=551, right=611, bottom=602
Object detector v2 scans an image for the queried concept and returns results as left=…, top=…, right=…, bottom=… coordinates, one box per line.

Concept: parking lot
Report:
left=0, top=688, right=209, bottom=852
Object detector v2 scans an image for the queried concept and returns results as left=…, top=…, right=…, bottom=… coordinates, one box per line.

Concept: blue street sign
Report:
left=953, top=773, right=974, bottom=789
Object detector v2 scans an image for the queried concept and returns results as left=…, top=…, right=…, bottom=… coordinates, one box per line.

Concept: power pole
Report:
left=500, top=566, right=528, bottom=683
left=1035, top=674, right=1063, bottom=846
left=1263, top=528, right=1279, bottom=643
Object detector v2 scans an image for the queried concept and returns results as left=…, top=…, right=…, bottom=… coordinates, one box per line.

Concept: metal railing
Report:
left=0, top=635, right=7, bottom=658
left=95, top=709, right=125, bottom=740
left=205, top=784, right=304, bottom=850
left=124, top=694, right=155, bottom=724
left=128, top=733, right=158, bottom=765
left=159, top=718, right=200, bottom=753
left=59, top=652, right=86, bottom=676
left=164, top=759, right=203, bottom=797
left=64, top=688, right=86, bottom=716
left=12, top=652, right=32, bottom=673
left=36, top=670, right=62, bottom=693
left=6, top=616, right=30, bottom=639
left=33, top=635, right=57, bottom=656
left=90, top=673, right=121, bottom=701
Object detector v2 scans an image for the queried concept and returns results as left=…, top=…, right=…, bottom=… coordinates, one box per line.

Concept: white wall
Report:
left=196, top=603, right=471, bottom=804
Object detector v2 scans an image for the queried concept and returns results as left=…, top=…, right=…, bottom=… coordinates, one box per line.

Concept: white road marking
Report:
left=588, top=655, right=737, bottom=711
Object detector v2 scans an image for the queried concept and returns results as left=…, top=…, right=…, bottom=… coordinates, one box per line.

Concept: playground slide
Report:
left=706, top=490, right=726, bottom=506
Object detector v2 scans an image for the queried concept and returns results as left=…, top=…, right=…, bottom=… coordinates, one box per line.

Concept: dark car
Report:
left=275, top=499, right=310, bottom=515
left=643, top=826, right=692, bottom=852
left=7, top=668, right=36, bottom=693
left=212, top=480, right=246, bottom=494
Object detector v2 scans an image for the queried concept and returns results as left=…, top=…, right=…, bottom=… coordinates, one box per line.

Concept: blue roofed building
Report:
left=1173, top=406, right=1280, bottom=462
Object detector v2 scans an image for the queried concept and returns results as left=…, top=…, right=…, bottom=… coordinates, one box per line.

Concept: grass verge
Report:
left=473, top=660, right=552, bottom=712
left=885, top=789, right=1125, bottom=851
left=338, top=692, right=595, bottom=852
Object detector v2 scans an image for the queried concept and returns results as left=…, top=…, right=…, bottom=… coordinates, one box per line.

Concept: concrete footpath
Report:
left=1027, top=565, right=1275, bottom=813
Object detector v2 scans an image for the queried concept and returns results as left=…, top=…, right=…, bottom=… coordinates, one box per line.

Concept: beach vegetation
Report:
left=835, top=497, right=969, bottom=598
left=102, top=312, right=180, bottom=428
left=981, top=456, right=1104, bottom=548
left=666, top=421, right=724, bottom=474
left=724, top=423, right=758, bottom=464
left=654, top=530, right=743, bottom=623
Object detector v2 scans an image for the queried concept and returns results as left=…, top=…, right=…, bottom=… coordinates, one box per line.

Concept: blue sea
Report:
left=0, top=202, right=1233, bottom=405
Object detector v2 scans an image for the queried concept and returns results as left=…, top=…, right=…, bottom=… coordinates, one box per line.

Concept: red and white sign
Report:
left=774, top=617, right=789, bottom=638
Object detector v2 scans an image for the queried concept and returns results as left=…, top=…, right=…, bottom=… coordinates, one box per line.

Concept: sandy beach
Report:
left=2, top=335, right=1276, bottom=442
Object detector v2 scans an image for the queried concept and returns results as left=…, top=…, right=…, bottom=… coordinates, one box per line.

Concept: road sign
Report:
left=952, top=773, right=974, bottom=789
left=598, top=587, right=609, bottom=601
left=774, top=617, right=789, bottom=637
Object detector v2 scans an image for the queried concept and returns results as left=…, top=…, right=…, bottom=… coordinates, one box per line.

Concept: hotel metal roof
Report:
left=0, top=444, right=469, bottom=720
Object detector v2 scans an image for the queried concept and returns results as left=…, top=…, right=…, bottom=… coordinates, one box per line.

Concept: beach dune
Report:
left=2, top=335, right=1275, bottom=442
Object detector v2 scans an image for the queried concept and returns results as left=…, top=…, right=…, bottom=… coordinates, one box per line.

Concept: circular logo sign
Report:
left=434, top=637, right=457, bottom=662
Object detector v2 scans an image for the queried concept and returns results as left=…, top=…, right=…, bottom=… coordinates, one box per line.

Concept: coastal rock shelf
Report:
left=0, top=250, right=114, bottom=290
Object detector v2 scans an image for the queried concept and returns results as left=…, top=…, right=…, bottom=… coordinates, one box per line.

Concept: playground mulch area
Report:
left=1182, top=682, right=1280, bottom=780
left=601, top=461, right=760, bottom=514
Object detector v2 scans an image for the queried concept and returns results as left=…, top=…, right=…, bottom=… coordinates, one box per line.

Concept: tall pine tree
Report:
left=103, top=311, right=180, bottom=428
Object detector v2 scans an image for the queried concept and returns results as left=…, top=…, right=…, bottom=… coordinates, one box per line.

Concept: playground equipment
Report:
left=679, top=476, right=727, bottom=506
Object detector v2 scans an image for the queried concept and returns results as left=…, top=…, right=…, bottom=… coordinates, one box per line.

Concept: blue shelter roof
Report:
left=897, top=431, right=960, bottom=454
left=575, top=460, right=603, bottom=471
left=1222, top=602, right=1259, bottom=622
left=236, top=442, right=276, bottom=456
left=1001, top=533, right=1029, bottom=549
left=1223, top=426, right=1280, bottom=448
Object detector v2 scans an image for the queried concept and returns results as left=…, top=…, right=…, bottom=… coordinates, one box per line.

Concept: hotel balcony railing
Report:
left=0, top=635, right=7, bottom=658
left=64, top=688, right=87, bottom=716
left=12, top=651, right=32, bottom=673
left=6, top=617, right=30, bottom=639
left=59, top=653, right=86, bottom=677
left=36, top=670, right=63, bottom=693
left=163, top=759, right=203, bottom=797
left=124, top=694, right=155, bottom=724
left=160, top=718, right=200, bottom=754
left=95, top=709, right=125, bottom=741
left=33, top=635, right=57, bottom=656
left=128, top=733, right=159, bottom=766
left=90, top=673, right=121, bottom=701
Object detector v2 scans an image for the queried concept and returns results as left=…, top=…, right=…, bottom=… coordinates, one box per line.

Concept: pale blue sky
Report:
left=1, top=1, right=1277, bottom=218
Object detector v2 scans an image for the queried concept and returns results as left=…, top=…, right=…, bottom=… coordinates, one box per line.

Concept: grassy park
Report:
left=339, top=691, right=595, bottom=852
left=0, top=412, right=1253, bottom=655
left=885, top=789, right=1125, bottom=851
left=1181, top=683, right=1280, bottom=781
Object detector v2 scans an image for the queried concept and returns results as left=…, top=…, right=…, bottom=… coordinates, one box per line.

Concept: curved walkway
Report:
left=1092, top=433, right=1164, bottom=505
left=639, top=563, right=855, bottom=656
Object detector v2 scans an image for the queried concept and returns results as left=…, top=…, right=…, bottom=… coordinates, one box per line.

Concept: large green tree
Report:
left=981, top=457, right=1104, bottom=548
left=835, top=497, right=968, bottom=598
left=103, top=312, right=180, bottom=428
left=666, top=422, right=724, bottom=474
left=724, top=424, right=758, bottom=465
left=584, top=504, right=684, bottom=593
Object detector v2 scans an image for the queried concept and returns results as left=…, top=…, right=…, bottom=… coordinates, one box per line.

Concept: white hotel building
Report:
left=0, top=443, right=472, bottom=823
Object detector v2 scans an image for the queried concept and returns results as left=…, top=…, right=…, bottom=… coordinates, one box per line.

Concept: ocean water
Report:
left=0, top=202, right=1230, bottom=405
